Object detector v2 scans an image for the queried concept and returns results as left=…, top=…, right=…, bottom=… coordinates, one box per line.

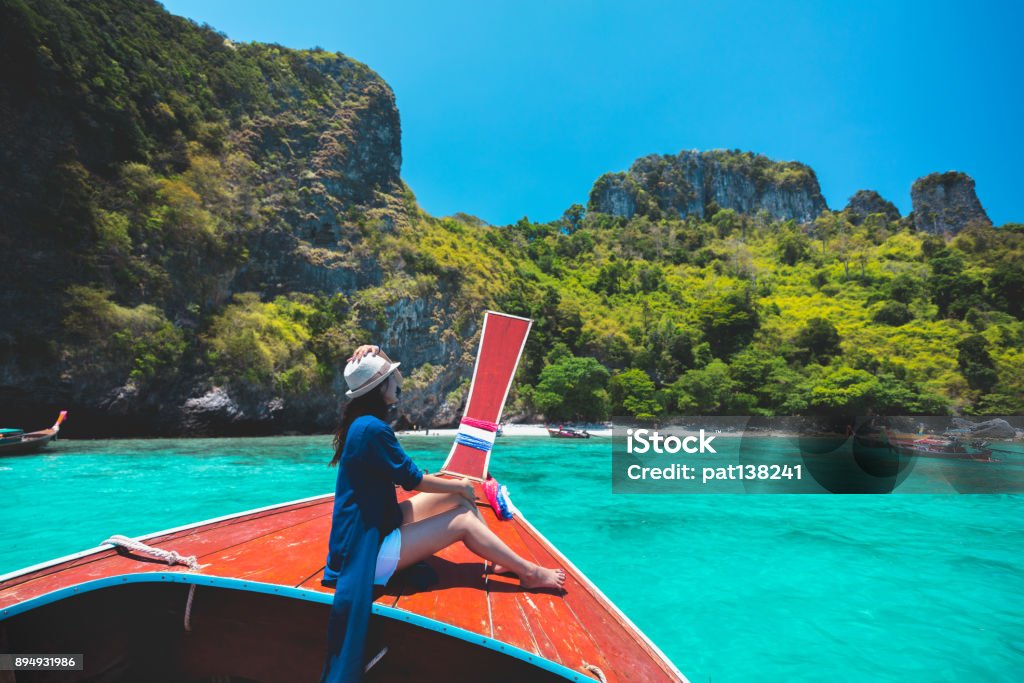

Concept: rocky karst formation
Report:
left=843, top=190, right=901, bottom=224
left=910, top=172, right=990, bottom=235
left=0, top=0, right=451, bottom=436
left=0, top=0, right=1014, bottom=436
left=588, top=149, right=828, bottom=223
left=949, top=417, right=1017, bottom=439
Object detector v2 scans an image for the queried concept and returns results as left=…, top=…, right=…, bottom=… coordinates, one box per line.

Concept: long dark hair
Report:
left=330, top=386, right=389, bottom=467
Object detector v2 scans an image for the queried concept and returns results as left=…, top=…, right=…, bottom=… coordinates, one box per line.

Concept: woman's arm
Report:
left=415, top=473, right=475, bottom=504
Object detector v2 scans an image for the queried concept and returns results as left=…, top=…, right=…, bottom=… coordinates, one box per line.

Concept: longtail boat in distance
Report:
left=0, top=411, right=67, bottom=456
left=888, top=434, right=995, bottom=462
left=0, top=313, right=685, bottom=682
left=547, top=425, right=591, bottom=439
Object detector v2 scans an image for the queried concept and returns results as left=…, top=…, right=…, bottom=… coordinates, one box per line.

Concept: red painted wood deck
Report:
left=0, top=485, right=684, bottom=683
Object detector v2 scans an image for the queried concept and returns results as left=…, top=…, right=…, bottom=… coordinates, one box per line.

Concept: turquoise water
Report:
left=2, top=436, right=1022, bottom=682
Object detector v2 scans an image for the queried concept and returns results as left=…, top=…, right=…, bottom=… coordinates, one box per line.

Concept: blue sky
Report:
left=161, top=0, right=1022, bottom=226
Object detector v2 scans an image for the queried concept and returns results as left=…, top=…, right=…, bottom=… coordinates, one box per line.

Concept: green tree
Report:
left=533, top=355, right=611, bottom=421
left=888, top=273, right=922, bottom=304
left=793, top=318, right=841, bottom=363
left=205, top=293, right=318, bottom=393
left=728, top=348, right=796, bottom=412
left=712, top=208, right=741, bottom=238
left=872, top=301, right=914, bottom=326
left=609, top=368, right=662, bottom=419
left=593, top=256, right=631, bottom=295
left=697, top=285, right=760, bottom=357
left=989, top=261, right=1024, bottom=318
left=927, top=250, right=986, bottom=318
left=668, top=360, right=735, bottom=414
left=63, top=286, right=186, bottom=383
left=790, top=366, right=879, bottom=413
left=956, top=335, right=998, bottom=392
left=561, top=203, right=586, bottom=234
left=776, top=224, right=812, bottom=265
left=813, top=211, right=845, bottom=255
left=872, top=375, right=949, bottom=414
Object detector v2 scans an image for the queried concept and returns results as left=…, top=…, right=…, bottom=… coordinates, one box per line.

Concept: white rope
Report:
left=184, top=584, right=197, bottom=632
left=103, top=534, right=202, bottom=570
left=582, top=662, right=608, bottom=682
left=104, top=534, right=206, bottom=633
left=365, top=646, right=388, bottom=673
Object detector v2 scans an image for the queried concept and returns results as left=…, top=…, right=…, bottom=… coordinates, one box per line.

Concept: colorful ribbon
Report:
left=460, top=417, right=499, bottom=432
left=455, top=432, right=493, bottom=452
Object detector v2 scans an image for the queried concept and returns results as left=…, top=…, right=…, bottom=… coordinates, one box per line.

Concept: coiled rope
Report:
left=103, top=534, right=204, bottom=631
left=103, top=534, right=202, bottom=570
left=581, top=662, right=608, bottom=682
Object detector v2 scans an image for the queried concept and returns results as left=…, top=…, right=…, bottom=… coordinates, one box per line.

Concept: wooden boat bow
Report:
left=0, top=315, right=684, bottom=681
left=0, top=487, right=685, bottom=682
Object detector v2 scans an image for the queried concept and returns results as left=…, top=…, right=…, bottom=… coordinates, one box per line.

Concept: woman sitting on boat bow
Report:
left=321, top=345, right=565, bottom=682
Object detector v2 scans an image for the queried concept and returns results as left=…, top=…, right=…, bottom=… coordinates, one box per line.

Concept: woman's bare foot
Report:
left=519, top=564, right=566, bottom=590
left=491, top=563, right=512, bottom=575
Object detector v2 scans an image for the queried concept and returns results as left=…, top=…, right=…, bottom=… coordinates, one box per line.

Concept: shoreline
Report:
left=17, top=423, right=1021, bottom=443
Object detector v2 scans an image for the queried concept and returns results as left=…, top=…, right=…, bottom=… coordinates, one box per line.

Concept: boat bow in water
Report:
left=0, top=314, right=684, bottom=682
left=0, top=411, right=67, bottom=456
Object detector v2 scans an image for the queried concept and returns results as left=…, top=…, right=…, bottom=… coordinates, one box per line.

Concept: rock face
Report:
left=182, top=387, right=246, bottom=434
left=844, top=190, right=901, bottom=224
left=0, top=0, right=445, bottom=437
left=910, top=172, right=990, bottom=235
left=588, top=149, right=827, bottom=223
left=950, top=417, right=1016, bottom=439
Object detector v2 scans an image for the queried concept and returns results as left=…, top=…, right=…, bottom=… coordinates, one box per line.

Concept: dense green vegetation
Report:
left=318, top=205, right=1022, bottom=421
left=52, top=178, right=1024, bottom=420
left=478, top=211, right=1024, bottom=420
left=2, top=0, right=376, bottom=170
left=3, top=0, right=1021, bottom=428
left=3, top=0, right=393, bottom=312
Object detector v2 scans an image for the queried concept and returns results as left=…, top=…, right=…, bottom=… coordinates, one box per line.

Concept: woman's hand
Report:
left=415, top=474, right=476, bottom=504
left=456, top=480, right=476, bottom=505
left=348, top=345, right=380, bottom=363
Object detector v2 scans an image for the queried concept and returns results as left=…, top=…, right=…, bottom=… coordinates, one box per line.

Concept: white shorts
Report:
left=374, top=528, right=402, bottom=585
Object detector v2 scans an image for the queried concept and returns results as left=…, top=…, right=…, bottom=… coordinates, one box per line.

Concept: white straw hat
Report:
left=344, top=350, right=401, bottom=398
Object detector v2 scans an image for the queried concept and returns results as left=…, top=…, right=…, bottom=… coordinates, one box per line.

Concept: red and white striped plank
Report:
left=441, top=311, right=531, bottom=481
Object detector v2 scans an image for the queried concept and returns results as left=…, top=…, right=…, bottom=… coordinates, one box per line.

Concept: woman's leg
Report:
left=399, top=491, right=485, bottom=525
left=395, top=506, right=565, bottom=590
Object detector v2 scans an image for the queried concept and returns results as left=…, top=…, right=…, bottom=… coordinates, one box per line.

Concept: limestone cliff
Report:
left=0, top=0, right=457, bottom=436
left=910, top=172, right=990, bottom=235
left=843, top=190, right=901, bottom=225
left=0, top=1, right=1016, bottom=434
left=588, top=149, right=827, bottom=223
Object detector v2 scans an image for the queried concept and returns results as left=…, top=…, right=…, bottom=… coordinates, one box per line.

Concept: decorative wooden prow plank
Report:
left=440, top=311, right=532, bottom=482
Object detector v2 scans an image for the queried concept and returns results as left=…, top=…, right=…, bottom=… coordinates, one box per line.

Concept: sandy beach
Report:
left=396, top=423, right=613, bottom=438
left=395, top=424, right=807, bottom=439
left=396, top=424, right=1024, bottom=441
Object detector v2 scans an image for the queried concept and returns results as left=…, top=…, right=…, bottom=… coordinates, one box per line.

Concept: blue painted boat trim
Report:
left=0, top=572, right=587, bottom=682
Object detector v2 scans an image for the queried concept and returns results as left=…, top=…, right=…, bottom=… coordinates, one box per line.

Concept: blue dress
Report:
left=319, top=414, right=424, bottom=682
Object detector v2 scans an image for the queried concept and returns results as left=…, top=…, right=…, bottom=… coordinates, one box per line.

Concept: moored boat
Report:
left=547, top=425, right=591, bottom=439
left=0, top=411, right=67, bottom=456
left=0, top=314, right=684, bottom=682
left=888, top=434, right=994, bottom=462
